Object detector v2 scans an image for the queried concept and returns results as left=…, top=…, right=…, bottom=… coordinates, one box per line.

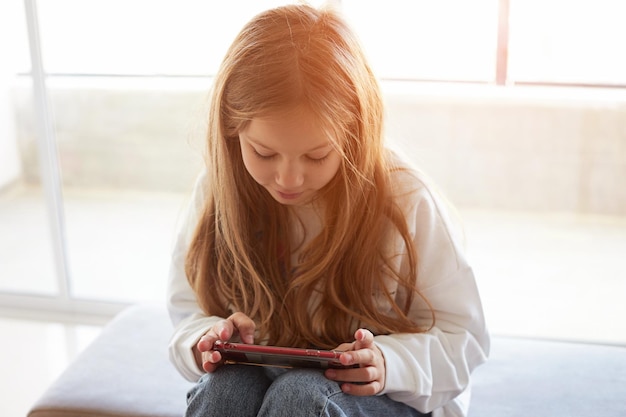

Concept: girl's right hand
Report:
left=195, top=312, right=256, bottom=373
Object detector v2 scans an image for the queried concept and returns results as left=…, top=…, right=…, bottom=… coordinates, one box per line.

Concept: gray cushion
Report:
left=27, top=304, right=193, bottom=417
left=29, top=304, right=626, bottom=417
left=469, top=337, right=626, bottom=416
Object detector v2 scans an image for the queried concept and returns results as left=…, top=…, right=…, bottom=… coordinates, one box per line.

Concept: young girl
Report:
left=167, top=4, right=489, bottom=417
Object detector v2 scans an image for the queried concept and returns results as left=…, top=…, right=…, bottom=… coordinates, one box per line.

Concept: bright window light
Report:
left=342, top=0, right=499, bottom=82
left=509, top=0, right=626, bottom=85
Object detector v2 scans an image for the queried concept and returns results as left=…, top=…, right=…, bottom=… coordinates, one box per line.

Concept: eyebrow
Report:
left=244, top=135, right=333, bottom=153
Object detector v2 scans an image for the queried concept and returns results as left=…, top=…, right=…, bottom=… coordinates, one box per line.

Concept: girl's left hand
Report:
left=324, top=328, right=386, bottom=396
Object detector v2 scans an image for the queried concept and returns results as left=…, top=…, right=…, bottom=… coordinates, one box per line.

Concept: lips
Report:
left=276, top=190, right=303, bottom=200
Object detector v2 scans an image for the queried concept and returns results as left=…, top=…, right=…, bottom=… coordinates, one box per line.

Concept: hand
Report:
left=194, top=312, right=256, bottom=373
left=324, top=329, right=386, bottom=396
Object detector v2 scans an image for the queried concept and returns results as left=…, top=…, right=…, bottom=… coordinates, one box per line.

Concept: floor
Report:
left=1, top=188, right=626, bottom=416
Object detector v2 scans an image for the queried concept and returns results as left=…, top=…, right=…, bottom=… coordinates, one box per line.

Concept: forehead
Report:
left=242, top=107, right=334, bottom=151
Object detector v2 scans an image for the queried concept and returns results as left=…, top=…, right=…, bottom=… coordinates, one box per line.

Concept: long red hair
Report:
left=186, top=4, right=433, bottom=348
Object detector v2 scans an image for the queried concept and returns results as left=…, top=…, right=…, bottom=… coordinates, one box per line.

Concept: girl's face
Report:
left=239, top=108, right=342, bottom=206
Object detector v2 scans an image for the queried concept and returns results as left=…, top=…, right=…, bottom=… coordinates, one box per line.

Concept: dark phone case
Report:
left=213, top=340, right=356, bottom=369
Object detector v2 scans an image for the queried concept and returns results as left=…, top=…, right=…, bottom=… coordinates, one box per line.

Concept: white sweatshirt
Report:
left=167, top=152, right=490, bottom=417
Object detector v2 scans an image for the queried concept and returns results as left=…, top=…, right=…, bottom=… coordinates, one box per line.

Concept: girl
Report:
left=167, top=4, right=489, bottom=417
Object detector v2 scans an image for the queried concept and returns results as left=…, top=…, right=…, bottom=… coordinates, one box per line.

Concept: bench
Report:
left=28, top=304, right=626, bottom=417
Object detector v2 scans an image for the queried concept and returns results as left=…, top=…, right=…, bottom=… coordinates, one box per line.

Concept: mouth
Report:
left=276, top=190, right=303, bottom=200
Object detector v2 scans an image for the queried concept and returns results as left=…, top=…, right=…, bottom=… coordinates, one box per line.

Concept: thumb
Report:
left=353, top=328, right=374, bottom=350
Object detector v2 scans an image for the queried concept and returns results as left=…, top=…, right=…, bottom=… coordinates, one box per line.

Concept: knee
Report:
left=186, top=373, right=214, bottom=417
left=260, top=369, right=342, bottom=413
left=187, top=368, right=235, bottom=402
left=186, top=371, right=240, bottom=414
left=275, top=369, right=339, bottom=394
left=186, top=366, right=269, bottom=417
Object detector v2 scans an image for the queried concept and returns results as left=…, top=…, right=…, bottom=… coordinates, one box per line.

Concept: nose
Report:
left=275, top=160, right=304, bottom=190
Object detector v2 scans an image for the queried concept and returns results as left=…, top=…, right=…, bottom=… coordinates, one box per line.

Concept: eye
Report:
left=306, top=154, right=329, bottom=165
left=252, top=148, right=277, bottom=160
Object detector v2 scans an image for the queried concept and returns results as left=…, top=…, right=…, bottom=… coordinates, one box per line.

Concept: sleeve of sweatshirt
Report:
left=375, top=169, right=490, bottom=417
left=166, top=171, right=225, bottom=382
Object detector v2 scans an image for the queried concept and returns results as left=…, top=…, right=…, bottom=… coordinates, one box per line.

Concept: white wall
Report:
left=383, top=82, right=626, bottom=214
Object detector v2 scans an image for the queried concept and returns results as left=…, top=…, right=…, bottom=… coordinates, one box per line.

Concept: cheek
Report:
left=315, top=157, right=342, bottom=187
left=241, top=152, right=270, bottom=185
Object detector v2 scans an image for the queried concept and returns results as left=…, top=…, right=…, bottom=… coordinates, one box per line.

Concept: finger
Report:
left=197, top=320, right=231, bottom=352
left=327, top=364, right=378, bottom=383
left=212, top=318, right=236, bottom=342
left=353, top=328, right=374, bottom=350
left=228, top=312, right=256, bottom=344
left=197, top=334, right=216, bottom=352
left=339, top=347, right=375, bottom=367
left=340, top=380, right=384, bottom=397
left=333, top=342, right=354, bottom=352
left=335, top=329, right=374, bottom=366
left=201, top=350, right=223, bottom=373
left=196, top=327, right=222, bottom=352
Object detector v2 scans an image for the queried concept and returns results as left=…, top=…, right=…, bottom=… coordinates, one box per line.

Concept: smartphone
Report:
left=212, top=340, right=356, bottom=369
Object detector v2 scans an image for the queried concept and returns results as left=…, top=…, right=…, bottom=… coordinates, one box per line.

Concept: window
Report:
left=8, top=0, right=626, bottom=86
left=0, top=1, right=59, bottom=297
left=35, top=0, right=289, bottom=76
left=1, top=0, right=624, bottom=346
left=342, top=0, right=500, bottom=82
left=509, top=0, right=626, bottom=86
left=1, top=0, right=331, bottom=313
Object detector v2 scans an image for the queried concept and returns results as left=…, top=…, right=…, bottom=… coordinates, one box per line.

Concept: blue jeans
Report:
left=186, top=365, right=431, bottom=417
